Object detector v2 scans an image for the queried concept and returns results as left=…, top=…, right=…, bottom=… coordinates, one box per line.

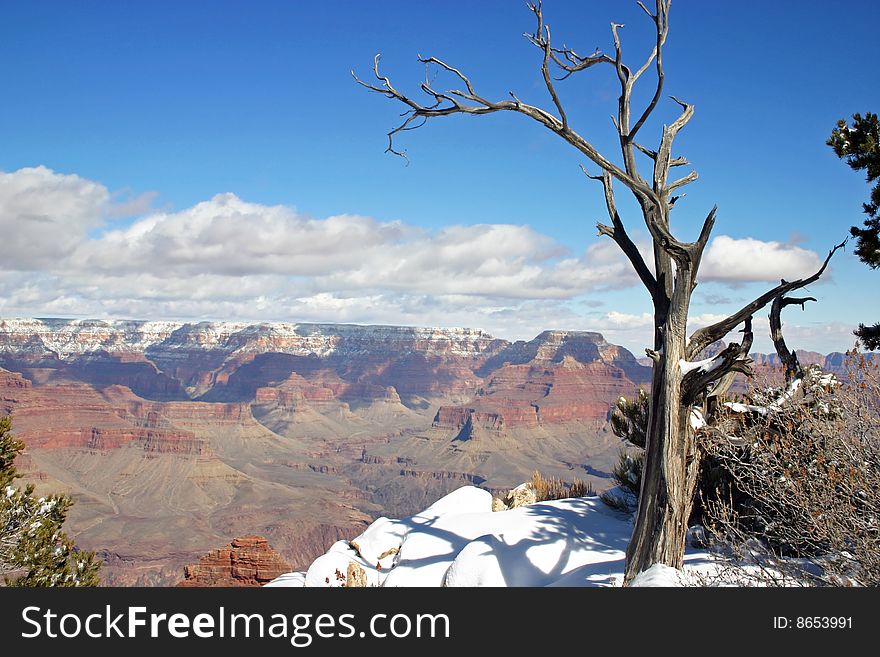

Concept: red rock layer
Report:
left=0, top=380, right=207, bottom=454
left=0, top=368, right=31, bottom=390
left=176, top=536, right=291, bottom=587
left=433, top=358, right=641, bottom=435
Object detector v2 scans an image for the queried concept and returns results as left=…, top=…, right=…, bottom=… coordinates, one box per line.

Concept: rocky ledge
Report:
left=176, top=536, right=291, bottom=587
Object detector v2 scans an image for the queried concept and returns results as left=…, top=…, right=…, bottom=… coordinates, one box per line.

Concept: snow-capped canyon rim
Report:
left=264, top=485, right=719, bottom=588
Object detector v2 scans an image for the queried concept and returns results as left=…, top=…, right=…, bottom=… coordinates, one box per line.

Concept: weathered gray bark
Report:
left=356, top=0, right=843, bottom=585
left=770, top=294, right=815, bottom=384
left=628, top=318, right=695, bottom=575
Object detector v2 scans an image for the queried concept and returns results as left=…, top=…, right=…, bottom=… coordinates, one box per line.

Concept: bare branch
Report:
left=695, top=206, right=718, bottom=250
left=526, top=3, right=568, bottom=130
left=629, top=0, right=670, bottom=140
left=668, top=170, right=698, bottom=192
left=646, top=212, right=691, bottom=263
left=682, top=338, right=755, bottom=407
left=687, top=241, right=847, bottom=359
left=634, top=141, right=688, bottom=168
left=589, top=169, right=658, bottom=297
left=547, top=47, right=614, bottom=80
left=641, top=203, right=716, bottom=268
left=419, top=56, right=481, bottom=99
left=770, top=294, right=817, bottom=384
left=354, top=47, right=654, bottom=198
left=633, top=142, right=657, bottom=159
left=636, top=1, right=654, bottom=19
left=653, top=96, right=695, bottom=194
left=707, top=317, right=754, bottom=402
left=530, top=1, right=615, bottom=80
left=689, top=205, right=718, bottom=278
left=610, top=23, right=631, bottom=95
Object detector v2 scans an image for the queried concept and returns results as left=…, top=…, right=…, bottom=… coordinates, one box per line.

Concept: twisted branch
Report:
left=770, top=294, right=817, bottom=384
left=707, top=317, right=754, bottom=402
left=682, top=317, right=754, bottom=407
left=687, top=240, right=846, bottom=359
left=589, top=168, right=658, bottom=299
left=352, top=51, right=652, bottom=196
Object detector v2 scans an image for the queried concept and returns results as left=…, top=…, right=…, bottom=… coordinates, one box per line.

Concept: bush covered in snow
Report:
left=701, top=354, right=880, bottom=585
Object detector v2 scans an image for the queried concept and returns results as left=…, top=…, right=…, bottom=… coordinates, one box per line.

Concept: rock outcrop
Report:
left=177, top=536, right=292, bottom=587
left=492, top=482, right=538, bottom=511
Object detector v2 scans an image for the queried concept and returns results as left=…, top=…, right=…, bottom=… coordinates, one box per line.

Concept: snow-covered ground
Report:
left=265, top=486, right=722, bottom=588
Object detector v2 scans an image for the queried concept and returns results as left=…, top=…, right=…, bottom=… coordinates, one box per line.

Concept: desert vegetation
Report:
left=529, top=470, right=594, bottom=503
left=700, top=353, right=880, bottom=585
left=603, top=350, right=880, bottom=585
left=0, top=415, right=101, bottom=586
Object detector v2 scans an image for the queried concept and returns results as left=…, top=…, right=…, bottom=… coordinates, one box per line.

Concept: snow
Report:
left=769, top=378, right=802, bottom=410
left=724, top=401, right=768, bottom=415
left=0, top=317, right=498, bottom=358
left=349, top=516, right=408, bottom=568
left=266, top=485, right=721, bottom=588
left=724, top=378, right=805, bottom=416
left=679, top=356, right=724, bottom=376
left=263, top=572, right=307, bottom=588
left=304, top=541, right=372, bottom=587
left=629, top=563, right=683, bottom=587
left=689, top=407, right=707, bottom=430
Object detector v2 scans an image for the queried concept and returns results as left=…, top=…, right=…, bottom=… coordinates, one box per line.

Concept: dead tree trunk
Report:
left=628, top=321, right=698, bottom=574
left=355, top=0, right=845, bottom=584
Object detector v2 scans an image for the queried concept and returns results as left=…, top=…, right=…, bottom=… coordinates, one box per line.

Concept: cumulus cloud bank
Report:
left=0, top=166, right=109, bottom=268
left=0, top=166, right=834, bottom=346
left=700, top=235, right=822, bottom=284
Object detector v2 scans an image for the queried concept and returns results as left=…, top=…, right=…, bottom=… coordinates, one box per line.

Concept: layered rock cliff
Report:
left=434, top=330, right=650, bottom=438
left=176, top=536, right=291, bottom=587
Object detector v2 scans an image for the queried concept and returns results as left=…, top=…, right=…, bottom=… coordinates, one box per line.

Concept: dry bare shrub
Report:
left=567, top=479, right=594, bottom=499
left=701, top=352, right=880, bottom=586
left=530, top=470, right=594, bottom=502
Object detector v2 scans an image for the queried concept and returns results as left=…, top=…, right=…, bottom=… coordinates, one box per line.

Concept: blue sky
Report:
left=0, top=1, right=878, bottom=354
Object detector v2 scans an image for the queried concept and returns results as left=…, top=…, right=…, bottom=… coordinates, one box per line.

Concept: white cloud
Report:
left=602, top=311, right=653, bottom=330
left=71, top=194, right=636, bottom=300
left=700, top=235, right=823, bottom=284
left=0, top=166, right=109, bottom=269
left=0, top=166, right=853, bottom=353
left=0, top=168, right=637, bottom=302
left=73, top=193, right=409, bottom=278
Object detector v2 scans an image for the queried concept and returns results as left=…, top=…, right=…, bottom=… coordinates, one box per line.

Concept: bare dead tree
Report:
left=354, top=0, right=844, bottom=583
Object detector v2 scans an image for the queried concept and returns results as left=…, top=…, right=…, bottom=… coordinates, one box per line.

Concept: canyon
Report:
left=0, top=317, right=852, bottom=585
